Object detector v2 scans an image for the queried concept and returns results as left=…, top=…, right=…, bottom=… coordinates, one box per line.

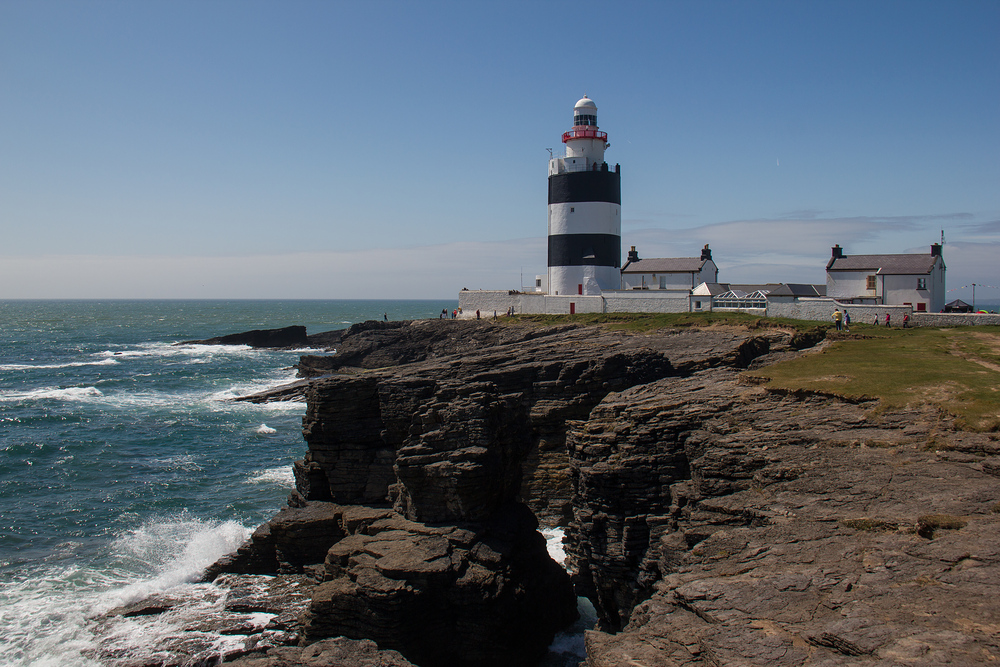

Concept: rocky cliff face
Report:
left=96, top=319, right=1000, bottom=666
left=570, top=368, right=1000, bottom=665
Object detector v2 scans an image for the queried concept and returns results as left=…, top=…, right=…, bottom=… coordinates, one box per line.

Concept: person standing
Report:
left=885, top=313, right=891, bottom=327
left=844, top=311, right=851, bottom=332
left=832, top=309, right=843, bottom=331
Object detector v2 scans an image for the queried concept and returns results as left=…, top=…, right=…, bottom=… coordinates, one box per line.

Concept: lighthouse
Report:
left=547, top=96, right=621, bottom=296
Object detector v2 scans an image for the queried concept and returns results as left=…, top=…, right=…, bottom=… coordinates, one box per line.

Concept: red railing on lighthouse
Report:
left=562, top=128, right=608, bottom=143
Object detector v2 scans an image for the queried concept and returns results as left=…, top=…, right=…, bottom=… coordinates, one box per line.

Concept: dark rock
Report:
left=180, top=325, right=309, bottom=349
left=570, top=366, right=1000, bottom=665
left=225, top=637, right=415, bottom=667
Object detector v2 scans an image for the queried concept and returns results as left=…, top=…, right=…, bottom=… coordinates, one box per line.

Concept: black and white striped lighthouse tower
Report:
left=547, top=96, right=621, bottom=296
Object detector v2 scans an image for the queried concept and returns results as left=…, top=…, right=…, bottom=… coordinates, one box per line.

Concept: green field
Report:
left=744, top=325, right=1000, bottom=431
left=510, top=314, right=1000, bottom=431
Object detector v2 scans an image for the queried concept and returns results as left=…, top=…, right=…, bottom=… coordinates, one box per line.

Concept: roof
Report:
left=692, top=282, right=731, bottom=296
left=621, top=257, right=709, bottom=274
left=827, top=253, right=940, bottom=274
left=767, top=283, right=827, bottom=297
left=574, top=96, right=597, bottom=110
left=691, top=282, right=784, bottom=296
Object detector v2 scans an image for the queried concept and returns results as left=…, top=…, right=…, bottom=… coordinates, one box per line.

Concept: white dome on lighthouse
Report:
left=574, top=96, right=597, bottom=111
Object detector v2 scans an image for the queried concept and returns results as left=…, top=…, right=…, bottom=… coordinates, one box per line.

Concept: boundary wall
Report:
left=912, top=312, right=1000, bottom=326
left=457, top=290, right=1000, bottom=326
left=767, top=297, right=912, bottom=325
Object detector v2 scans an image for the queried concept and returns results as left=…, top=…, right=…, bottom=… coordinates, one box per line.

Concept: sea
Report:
left=0, top=300, right=593, bottom=667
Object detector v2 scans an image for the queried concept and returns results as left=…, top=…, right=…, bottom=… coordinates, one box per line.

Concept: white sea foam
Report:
left=105, top=517, right=249, bottom=609
left=542, top=526, right=567, bottom=566
left=0, top=358, right=119, bottom=371
left=0, top=516, right=252, bottom=667
left=0, top=386, right=103, bottom=402
left=255, top=424, right=277, bottom=434
left=246, top=466, right=294, bottom=486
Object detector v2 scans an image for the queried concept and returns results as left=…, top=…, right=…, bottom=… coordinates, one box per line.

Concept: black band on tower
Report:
left=548, top=171, right=621, bottom=205
left=548, top=234, right=621, bottom=268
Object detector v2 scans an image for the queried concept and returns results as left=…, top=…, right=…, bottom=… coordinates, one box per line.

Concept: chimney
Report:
left=832, top=244, right=844, bottom=259
left=700, top=244, right=712, bottom=261
left=626, top=246, right=639, bottom=263
left=930, top=243, right=942, bottom=257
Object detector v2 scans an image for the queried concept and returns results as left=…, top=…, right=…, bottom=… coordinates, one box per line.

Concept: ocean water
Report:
left=0, top=299, right=589, bottom=667
left=0, top=300, right=458, bottom=666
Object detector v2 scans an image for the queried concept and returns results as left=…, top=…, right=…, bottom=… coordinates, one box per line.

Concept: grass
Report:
left=743, top=325, right=1000, bottom=432
left=917, top=514, right=968, bottom=539
left=512, top=311, right=824, bottom=333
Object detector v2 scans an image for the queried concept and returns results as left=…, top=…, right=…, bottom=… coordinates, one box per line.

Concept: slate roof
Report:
left=767, top=283, right=827, bottom=297
left=827, top=254, right=940, bottom=274
left=621, top=258, right=708, bottom=273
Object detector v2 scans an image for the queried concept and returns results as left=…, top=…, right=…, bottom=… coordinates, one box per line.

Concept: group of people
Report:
left=833, top=309, right=910, bottom=330
left=831, top=308, right=851, bottom=331
left=439, top=308, right=464, bottom=319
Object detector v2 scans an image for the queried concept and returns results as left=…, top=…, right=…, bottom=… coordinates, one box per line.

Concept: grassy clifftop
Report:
left=745, top=324, right=1000, bottom=431
left=512, top=313, right=1000, bottom=431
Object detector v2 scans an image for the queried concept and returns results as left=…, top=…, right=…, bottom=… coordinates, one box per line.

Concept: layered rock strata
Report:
left=568, top=367, right=1000, bottom=665
left=197, top=321, right=770, bottom=666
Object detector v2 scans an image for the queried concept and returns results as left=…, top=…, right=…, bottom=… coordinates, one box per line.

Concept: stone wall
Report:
left=912, top=312, right=1000, bottom=326
left=767, top=296, right=913, bottom=325
left=603, top=291, right=691, bottom=313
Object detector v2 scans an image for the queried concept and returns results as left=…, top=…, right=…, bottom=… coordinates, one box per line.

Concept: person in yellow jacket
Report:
left=832, top=308, right=843, bottom=331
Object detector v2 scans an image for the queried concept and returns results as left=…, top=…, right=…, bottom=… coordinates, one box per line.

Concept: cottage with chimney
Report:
left=826, top=243, right=946, bottom=312
left=621, top=245, right=718, bottom=291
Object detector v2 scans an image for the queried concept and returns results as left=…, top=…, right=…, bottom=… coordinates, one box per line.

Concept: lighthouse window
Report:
left=574, top=114, right=597, bottom=127
left=570, top=207, right=574, bottom=213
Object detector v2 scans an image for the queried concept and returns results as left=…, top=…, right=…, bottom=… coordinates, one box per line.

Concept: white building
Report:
left=620, top=245, right=718, bottom=291
left=826, top=244, right=946, bottom=312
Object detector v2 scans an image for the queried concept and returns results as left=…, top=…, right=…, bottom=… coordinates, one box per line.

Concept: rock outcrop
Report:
left=569, top=367, right=1000, bottom=665
left=96, top=318, right=1000, bottom=666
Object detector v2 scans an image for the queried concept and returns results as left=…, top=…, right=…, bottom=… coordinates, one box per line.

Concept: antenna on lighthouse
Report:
left=941, top=229, right=946, bottom=245
left=546, top=148, right=553, bottom=159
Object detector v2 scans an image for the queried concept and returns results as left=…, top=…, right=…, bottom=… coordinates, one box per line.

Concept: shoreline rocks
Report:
left=95, top=319, right=1000, bottom=665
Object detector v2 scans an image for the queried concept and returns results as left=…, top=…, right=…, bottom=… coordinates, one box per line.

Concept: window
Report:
left=535, top=278, right=541, bottom=287
left=917, top=278, right=927, bottom=290
left=570, top=207, right=574, bottom=213
left=695, top=301, right=702, bottom=309
left=866, top=275, right=877, bottom=290
left=574, top=114, right=597, bottom=127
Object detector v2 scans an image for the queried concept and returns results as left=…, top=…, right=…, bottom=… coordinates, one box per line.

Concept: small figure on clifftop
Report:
left=844, top=311, right=851, bottom=332
left=383, top=313, right=388, bottom=321
left=832, top=309, right=843, bottom=331
left=885, top=313, right=891, bottom=327
left=902, top=313, right=910, bottom=328
left=476, top=309, right=480, bottom=320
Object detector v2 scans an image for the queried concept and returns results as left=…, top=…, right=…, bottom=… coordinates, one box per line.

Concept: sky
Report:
left=1, top=0, right=998, bottom=302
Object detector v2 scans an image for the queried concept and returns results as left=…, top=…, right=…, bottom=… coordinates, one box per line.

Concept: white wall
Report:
left=827, top=265, right=944, bottom=312
left=548, top=202, right=620, bottom=236
left=767, top=296, right=912, bottom=324
left=604, top=291, right=691, bottom=313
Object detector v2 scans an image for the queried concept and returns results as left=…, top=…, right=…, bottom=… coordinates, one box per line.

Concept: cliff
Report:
left=94, top=319, right=1000, bottom=666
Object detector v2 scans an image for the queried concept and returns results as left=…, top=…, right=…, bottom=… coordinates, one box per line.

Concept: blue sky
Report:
left=2, top=0, right=998, bottom=301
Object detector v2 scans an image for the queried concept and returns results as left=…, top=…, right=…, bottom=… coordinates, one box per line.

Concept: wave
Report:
left=0, top=358, right=119, bottom=371
left=0, top=386, right=103, bottom=402
left=255, top=424, right=277, bottom=434
left=246, top=466, right=294, bottom=486
left=0, top=516, right=252, bottom=667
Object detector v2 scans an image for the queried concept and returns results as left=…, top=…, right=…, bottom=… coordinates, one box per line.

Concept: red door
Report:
left=570, top=303, right=576, bottom=315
